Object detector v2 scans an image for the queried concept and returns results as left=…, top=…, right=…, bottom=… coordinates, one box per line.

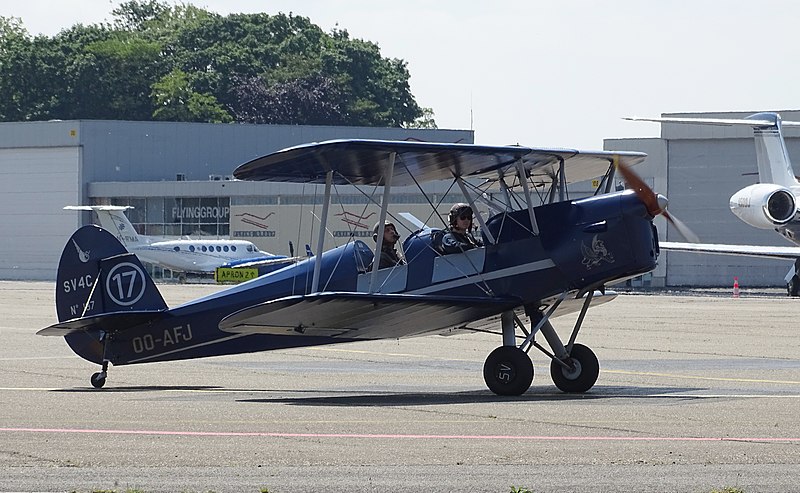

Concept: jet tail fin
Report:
left=625, top=113, right=800, bottom=188
left=64, top=205, right=146, bottom=247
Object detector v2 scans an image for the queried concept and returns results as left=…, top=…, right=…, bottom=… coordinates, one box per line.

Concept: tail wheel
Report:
left=483, top=346, right=533, bottom=396
left=550, top=343, right=599, bottom=393
left=90, top=371, right=107, bottom=389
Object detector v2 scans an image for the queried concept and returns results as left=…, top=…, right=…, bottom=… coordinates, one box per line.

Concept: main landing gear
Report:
left=787, top=259, right=800, bottom=297
left=483, top=291, right=600, bottom=396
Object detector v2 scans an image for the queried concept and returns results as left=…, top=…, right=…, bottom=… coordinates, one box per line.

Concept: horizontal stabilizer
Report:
left=219, top=292, right=520, bottom=339
left=64, top=205, right=134, bottom=211
left=38, top=310, right=170, bottom=336
left=625, top=115, right=800, bottom=127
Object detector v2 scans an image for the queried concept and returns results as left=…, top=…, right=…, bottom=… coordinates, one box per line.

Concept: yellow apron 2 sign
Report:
left=215, top=267, right=259, bottom=283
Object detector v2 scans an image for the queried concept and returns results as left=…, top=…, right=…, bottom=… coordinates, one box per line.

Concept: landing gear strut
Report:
left=786, top=259, right=800, bottom=297
left=90, top=331, right=111, bottom=389
left=482, top=290, right=601, bottom=395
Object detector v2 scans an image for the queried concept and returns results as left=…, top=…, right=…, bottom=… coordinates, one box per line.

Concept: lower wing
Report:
left=219, top=292, right=521, bottom=339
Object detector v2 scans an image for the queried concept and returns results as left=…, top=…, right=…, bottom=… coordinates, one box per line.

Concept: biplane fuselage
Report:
left=42, top=138, right=661, bottom=395
left=56, top=189, right=657, bottom=367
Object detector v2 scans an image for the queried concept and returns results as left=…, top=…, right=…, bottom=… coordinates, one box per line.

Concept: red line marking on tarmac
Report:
left=1, top=427, right=799, bottom=442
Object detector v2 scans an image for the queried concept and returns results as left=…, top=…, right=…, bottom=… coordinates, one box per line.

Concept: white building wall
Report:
left=0, top=147, right=82, bottom=279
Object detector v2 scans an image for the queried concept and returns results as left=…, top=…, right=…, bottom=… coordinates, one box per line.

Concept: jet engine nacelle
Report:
left=729, top=183, right=797, bottom=229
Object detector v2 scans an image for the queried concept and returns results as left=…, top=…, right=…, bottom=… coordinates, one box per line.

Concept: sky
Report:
left=7, top=0, right=800, bottom=149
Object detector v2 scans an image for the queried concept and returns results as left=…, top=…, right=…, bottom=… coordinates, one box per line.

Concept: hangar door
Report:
left=0, top=147, right=82, bottom=280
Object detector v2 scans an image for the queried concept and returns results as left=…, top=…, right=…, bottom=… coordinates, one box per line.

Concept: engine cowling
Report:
left=729, top=183, right=797, bottom=229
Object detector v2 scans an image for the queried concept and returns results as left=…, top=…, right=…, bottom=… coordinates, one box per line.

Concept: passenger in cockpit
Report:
left=435, top=203, right=483, bottom=255
left=370, top=220, right=405, bottom=269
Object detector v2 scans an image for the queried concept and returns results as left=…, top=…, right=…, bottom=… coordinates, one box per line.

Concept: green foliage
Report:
left=510, top=487, right=533, bottom=493
left=406, top=107, right=438, bottom=129
left=152, top=69, right=232, bottom=122
left=0, top=1, right=431, bottom=127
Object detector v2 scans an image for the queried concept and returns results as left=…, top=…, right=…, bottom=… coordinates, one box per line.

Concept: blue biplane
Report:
left=39, top=139, right=674, bottom=395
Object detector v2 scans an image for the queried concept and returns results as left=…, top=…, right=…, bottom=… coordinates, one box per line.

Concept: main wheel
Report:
left=550, top=343, right=599, bottom=393
left=483, top=346, right=533, bottom=396
left=90, top=371, right=106, bottom=389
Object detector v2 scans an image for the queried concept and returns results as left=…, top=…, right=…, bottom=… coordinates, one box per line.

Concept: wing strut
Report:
left=311, top=170, right=333, bottom=293
left=368, top=151, right=396, bottom=293
left=558, top=157, right=567, bottom=202
left=514, top=158, right=540, bottom=235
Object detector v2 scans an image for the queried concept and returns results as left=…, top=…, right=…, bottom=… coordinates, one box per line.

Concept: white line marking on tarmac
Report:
left=1, top=427, right=799, bottom=443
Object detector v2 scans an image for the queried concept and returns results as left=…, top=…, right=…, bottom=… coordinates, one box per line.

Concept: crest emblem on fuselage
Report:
left=581, top=234, right=614, bottom=270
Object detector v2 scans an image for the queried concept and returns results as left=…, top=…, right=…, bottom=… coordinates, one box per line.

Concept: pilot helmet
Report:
left=448, top=203, right=473, bottom=226
left=372, top=220, right=398, bottom=242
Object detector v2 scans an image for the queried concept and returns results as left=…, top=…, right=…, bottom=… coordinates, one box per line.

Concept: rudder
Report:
left=56, top=225, right=167, bottom=323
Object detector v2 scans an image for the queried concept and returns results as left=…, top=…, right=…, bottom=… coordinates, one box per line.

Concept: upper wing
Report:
left=219, top=291, right=520, bottom=339
left=661, top=241, right=800, bottom=260
left=233, top=139, right=646, bottom=187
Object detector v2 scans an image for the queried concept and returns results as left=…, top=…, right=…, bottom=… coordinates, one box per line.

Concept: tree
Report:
left=406, top=107, right=438, bottom=129
left=0, top=17, right=62, bottom=121
left=152, top=68, right=232, bottom=122
left=0, top=2, right=435, bottom=128
left=229, top=73, right=344, bottom=125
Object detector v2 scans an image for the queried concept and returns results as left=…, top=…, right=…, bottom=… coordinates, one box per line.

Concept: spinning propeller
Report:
left=615, top=157, right=699, bottom=243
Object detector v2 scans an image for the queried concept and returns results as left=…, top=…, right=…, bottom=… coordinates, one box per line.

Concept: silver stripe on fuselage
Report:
left=408, top=258, right=556, bottom=295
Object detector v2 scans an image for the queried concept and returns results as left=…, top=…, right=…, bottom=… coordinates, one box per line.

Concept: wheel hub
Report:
left=560, top=358, right=582, bottom=380
left=494, top=361, right=517, bottom=384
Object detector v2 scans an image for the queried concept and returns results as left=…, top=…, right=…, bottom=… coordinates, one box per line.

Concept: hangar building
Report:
left=3, top=111, right=799, bottom=288
left=0, top=121, right=472, bottom=280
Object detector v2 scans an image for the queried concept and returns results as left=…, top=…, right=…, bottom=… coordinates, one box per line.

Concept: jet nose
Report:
left=656, top=194, right=668, bottom=212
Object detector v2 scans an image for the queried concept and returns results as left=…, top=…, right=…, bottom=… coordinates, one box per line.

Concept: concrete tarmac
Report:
left=1, top=281, right=800, bottom=492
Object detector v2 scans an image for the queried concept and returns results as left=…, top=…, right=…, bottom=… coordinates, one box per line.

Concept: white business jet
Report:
left=626, top=112, right=800, bottom=295
left=65, top=205, right=276, bottom=274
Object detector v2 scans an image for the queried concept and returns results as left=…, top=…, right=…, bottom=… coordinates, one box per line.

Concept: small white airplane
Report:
left=626, top=112, right=800, bottom=295
left=64, top=205, right=278, bottom=274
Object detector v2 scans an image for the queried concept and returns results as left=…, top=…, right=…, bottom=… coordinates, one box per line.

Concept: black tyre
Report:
left=483, top=346, right=533, bottom=396
left=788, top=276, right=800, bottom=297
left=550, top=343, right=599, bottom=393
left=90, top=372, right=106, bottom=389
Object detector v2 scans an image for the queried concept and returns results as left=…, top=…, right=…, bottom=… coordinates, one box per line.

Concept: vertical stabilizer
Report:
left=64, top=205, right=147, bottom=247
left=749, top=113, right=799, bottom=188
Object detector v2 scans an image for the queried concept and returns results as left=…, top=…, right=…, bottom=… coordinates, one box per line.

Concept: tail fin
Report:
left=625, top=112, right=800, bottom=188
left=64, top=205, right=146, bottom=247
left=55, top=225, right=167, bottom=323
left=750, top=113, right=798, bottom=188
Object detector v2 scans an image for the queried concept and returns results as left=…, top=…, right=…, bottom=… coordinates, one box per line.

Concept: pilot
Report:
left=370, top=220, right=405, bottom=269
left=435, top=203, right=484, bottom=255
